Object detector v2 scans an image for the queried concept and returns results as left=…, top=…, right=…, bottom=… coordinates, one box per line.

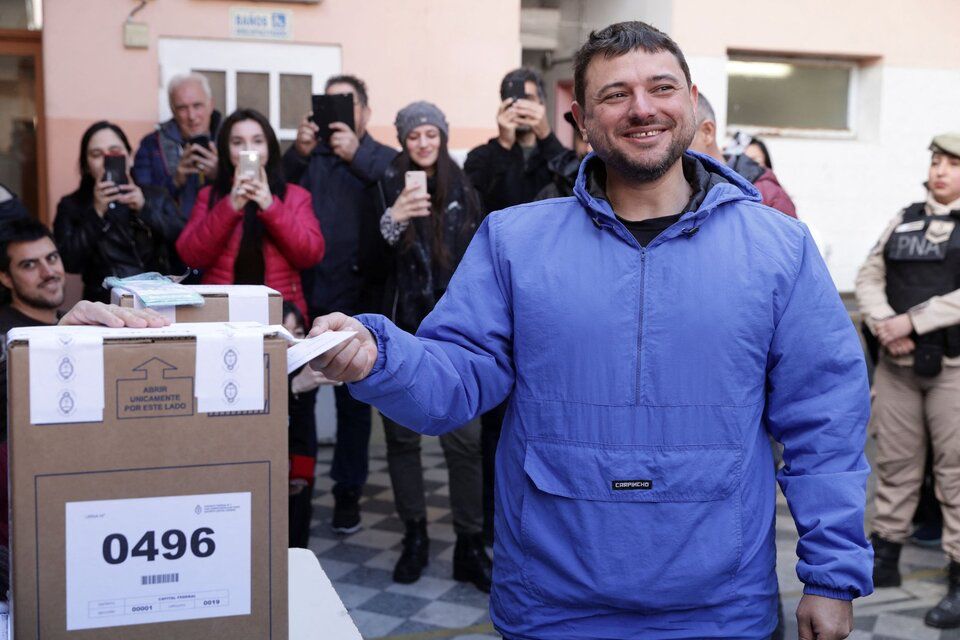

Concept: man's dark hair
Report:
left=0, top=218, right=54, bottom=273
left=573, top=21, right=692, bottom=107
left=500, top=68, right=546, bottom=102
left=325, top=74, right=369, bottom=107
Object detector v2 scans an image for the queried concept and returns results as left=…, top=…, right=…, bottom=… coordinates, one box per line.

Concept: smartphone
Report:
left=238, top=150, right=260, bottom=180
left=103, top=154, right=127, bottom=211
left=405, top=170, right=427, bottom=196
left=187, top=135, right=211, bottom=149
left=503, top=79, right=527, bottom=103
left=103, top=154, right=128, bottom=186
left=311, top=94, right=355, bottom=141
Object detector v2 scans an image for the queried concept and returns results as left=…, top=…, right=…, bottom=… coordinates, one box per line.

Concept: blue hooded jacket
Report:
left=350, top=152, right=873, bottom=639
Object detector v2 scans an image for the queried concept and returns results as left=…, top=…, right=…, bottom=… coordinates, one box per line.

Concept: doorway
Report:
left=0, top=28, right=44, bottom=222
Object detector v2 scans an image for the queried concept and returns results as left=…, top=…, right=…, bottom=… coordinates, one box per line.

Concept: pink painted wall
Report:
left=671, top=0, right=960, bottom=65
left=43, top=0, right=521, bottom=217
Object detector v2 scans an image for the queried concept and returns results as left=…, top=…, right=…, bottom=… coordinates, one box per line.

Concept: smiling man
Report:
left=308, top=21, right=872, bottom=640
left=0, top=219, right=64, bottom=334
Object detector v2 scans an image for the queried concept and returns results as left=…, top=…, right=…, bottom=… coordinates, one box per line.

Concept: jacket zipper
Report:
left=637, top=249, right=646, bottom=405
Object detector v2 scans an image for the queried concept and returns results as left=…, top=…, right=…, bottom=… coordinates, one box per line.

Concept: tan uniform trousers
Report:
left=870, top=355, right=960, bottom=560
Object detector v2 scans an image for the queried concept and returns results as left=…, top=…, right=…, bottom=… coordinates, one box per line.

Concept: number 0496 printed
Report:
left=65, top=492, right=251, bottom=630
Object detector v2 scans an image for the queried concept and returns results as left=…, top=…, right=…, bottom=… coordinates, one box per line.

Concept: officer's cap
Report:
left=930, top=132, right=960, bottom=159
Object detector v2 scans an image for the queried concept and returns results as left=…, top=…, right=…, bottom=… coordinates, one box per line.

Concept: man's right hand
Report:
left=496, top=98, right=519, bottom=150
left=60, top=302, right=170, bottom=328
left=307, top=313, right=378, bottom=383
left=174, top=145, right=200, bottom=188
left=294, top=114, right=320, bottom=157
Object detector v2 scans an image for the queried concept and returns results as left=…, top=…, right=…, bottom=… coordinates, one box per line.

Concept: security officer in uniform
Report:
left=856, top=132, right=960, bottom=629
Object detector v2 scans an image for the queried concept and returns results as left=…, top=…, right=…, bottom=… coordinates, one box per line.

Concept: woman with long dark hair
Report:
left=176, top=108, right=323, bottom=317
left=368, top=101, right=491, bottom=591
left=54, top=121, right=184, bottom=302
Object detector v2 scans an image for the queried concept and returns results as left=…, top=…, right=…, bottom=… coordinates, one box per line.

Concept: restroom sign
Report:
left=230, top=8, right=292, bottom=40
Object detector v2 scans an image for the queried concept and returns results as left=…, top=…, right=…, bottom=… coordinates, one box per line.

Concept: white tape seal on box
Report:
left=194, top=324, right=265, bottom=413
left=27, top=331, right=105, bottom=424
left=225, top=286, right=270, bottom=324
left=187, top=285, right=273, bottom=324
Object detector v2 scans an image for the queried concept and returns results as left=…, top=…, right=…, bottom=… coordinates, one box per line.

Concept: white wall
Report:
left=685, top=59, right=960, bottom=291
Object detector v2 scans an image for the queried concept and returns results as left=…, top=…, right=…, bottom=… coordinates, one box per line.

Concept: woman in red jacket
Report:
left=176, top=108, right=324, bottom=317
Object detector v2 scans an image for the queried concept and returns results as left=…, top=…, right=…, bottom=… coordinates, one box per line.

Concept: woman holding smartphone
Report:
left=366, top=101, right=491, bottom=591
left=54, top=121, right=184, bottom=303
left=176, top=108, right=324, bottom=317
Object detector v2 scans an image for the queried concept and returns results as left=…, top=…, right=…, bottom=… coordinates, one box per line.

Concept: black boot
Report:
left=453, top=533, right=493, bottom=593
left=331, top=486, right=362, bottom=535
left=871, top=533, right=902, bottom=588
left=393, top=519, right=429, bottom=584
left=925, top=561, right=960, bottom=628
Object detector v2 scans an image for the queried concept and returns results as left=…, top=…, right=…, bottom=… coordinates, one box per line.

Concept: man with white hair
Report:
left=133, top=73, right=222, bottom=236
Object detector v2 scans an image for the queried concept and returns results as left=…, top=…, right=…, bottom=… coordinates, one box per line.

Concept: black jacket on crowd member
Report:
left=53, top=186, right=185, bottom=303
left=363, top=159, right=480, bottom=334
left=0, top=184, right=29, bottom=222
left=535, top=149, right=583, bottom=201
left=282, top=136, right=397, bottom=317
left=464, top=133, right=566, bottom=214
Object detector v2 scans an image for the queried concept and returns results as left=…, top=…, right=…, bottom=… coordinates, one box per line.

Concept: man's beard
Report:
left=586, top=115, right=695, bottom=184
left=14, top=278, right=64, bottom=310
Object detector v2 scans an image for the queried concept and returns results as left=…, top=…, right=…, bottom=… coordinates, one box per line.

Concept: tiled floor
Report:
left=310, top=440, right=498, bottom=639
left=310, top=437, right=960, bottom=639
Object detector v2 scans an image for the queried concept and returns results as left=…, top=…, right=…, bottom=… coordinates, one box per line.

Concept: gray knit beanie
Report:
left=395, top=101, right=449, bottom=145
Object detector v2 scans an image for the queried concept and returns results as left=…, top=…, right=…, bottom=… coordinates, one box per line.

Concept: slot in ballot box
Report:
left=111, top=285, right=283, bottom=325
left=6, top=323, right=289, bottom=640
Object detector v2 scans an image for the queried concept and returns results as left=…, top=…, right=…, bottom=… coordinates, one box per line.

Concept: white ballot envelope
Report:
left=286, top=331, right=357, bottom=374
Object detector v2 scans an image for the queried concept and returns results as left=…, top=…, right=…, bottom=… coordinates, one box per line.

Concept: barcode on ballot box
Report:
left=141, top=573, right=179, bottom=585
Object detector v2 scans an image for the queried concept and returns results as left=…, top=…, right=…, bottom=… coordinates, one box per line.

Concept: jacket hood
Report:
left=573, top=150, right=762, bottom=231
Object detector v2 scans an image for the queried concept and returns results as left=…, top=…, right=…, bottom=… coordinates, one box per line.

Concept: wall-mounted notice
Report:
left=230, top=7, right=292, bottom=40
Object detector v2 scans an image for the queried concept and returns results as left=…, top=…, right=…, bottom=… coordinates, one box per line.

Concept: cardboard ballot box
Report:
left=6, top=323, right=288, bottom=640
left=111, top=285, right=283, bottom=325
